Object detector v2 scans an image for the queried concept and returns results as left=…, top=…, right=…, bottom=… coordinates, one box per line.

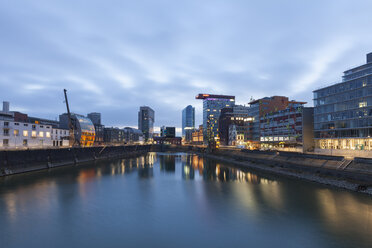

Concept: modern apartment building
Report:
left=196, top=94, right=235, bottom=143
left=313, top=52, right=372, bottom=154
left=260, top=102, right=314, bottom=152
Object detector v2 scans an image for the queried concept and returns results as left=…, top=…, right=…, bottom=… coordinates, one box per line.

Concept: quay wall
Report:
left=1, top=144, right=372, bottom=187
left=0, top=145, right=153, bottom=176
left=162, top=145, right=372, bottom=184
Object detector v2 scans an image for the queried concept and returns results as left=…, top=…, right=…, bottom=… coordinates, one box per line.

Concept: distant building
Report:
left=191, top=125, right=204, bottom=145
left=87, top=112, right=101, bottom=125
left=104, top=127, right=125, bottom=144
left=59, top=113, right=95, bottom=147
left=196, top=94, right=235, bottom=143
left=87, top=112, right=104, bottom=145
left=153, top=136, right=182, bottom=145
left=160, top=126, right=176, bottom=138
left=182, top=105, right=195, bottom=142
left=260, top=102, right=314, bottom=152
left=28, top=116, right=59, bottom=128
left=313, top=52, right=372, bottom=155
left=123, top=127, right=144, bottom=144
left=218, top=105, right=254, bottom=146
left=138, top=106, right=155, bottom=141
left=248, top=96, right=303, bottom=147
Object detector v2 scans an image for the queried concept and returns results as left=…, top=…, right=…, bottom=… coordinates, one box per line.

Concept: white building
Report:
left=0, top=120, right=52, bottom=149
left=0, top=120, right=70, bottom=149
left=51, top=128, right=70, bottom=147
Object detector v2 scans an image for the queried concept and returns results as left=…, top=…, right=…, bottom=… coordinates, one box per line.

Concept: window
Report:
left=23, top=130, right=28, bottom=137
left=23, top=139, right=28, bottom=146
left=24, top=124, right=28, bottom=127
left=3, top=129, right=9, bottom=136
left=39, top=131, right=44, bottom=137
left=46, top=132, right=50, bottom=138
left=14, top=129, right=19, bottom=136
left=4, top=122, right=9, bottom=126
left=14, top=123, right=19, bottom=126
left=3, top=139, right=9, bottom=146
left=31, top=131, right=37, bottom=138
left=32, top=125, right=36, bottom=130
left=40, top=125, right=44, bottom=128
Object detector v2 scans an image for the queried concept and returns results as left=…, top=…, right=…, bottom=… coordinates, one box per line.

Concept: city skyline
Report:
left=1, top=1, right=372, bottom=129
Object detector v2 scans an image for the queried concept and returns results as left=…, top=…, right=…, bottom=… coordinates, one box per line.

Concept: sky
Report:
left=1, top=0, right=372, bottom=132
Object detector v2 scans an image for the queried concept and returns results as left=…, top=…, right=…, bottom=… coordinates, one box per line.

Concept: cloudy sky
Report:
left=1, top=0, right=372, bottom=131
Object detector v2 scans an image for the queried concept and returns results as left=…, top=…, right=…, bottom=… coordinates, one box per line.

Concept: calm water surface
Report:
left=0, top=152, right=371, bottom=248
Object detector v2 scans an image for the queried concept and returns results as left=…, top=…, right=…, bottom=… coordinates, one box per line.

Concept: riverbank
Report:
left=167, top=146, right=372, bottom=195
left=0, top=145, right=152, bottom=176
left=1, top=144, right=372, bottom=195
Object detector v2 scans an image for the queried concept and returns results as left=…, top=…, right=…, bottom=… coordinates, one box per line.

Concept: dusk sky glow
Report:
left=1, top=0, right=372, bottom=130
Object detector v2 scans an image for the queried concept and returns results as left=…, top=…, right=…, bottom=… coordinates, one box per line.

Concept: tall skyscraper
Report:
left=138, top=106, right=155, bottom=140
left=182, top=105, right=195, bottom=141
left=196, top=94, right=235, bottom=142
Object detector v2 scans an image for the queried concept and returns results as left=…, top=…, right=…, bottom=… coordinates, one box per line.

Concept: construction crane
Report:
left=63, top=89, right=78, bottom=147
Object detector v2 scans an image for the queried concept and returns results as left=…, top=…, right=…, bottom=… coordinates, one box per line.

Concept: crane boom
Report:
left=63, top=89, right=76, bottom=146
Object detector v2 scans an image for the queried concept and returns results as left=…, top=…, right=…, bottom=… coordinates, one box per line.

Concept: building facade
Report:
left=138, top=106, right=155, bottom=141
left=313, top=52, right=372, bottom=154
left=59, top=113, right=96, bottom=147
left=160, top=126, right=176, bottom=138
left=218, top=105, right=254, bottom=146
left=195, top=94, right=235, bottom=143
left=0, top=120, right=53, bottom=149
left=87, top=112, right=104, bottom=145
left=123, top=127, right=144, bottom=144
left=104, top=127, right=125, bottom=144
left=260, top=103, right=314, bottom=152
left=191, top=125, right=204, bottom=145
left=182, top=105, right=195, bottom=142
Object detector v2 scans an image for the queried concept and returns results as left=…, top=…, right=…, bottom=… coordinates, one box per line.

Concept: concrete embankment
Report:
left=164, top=145, right=372, bottom=194
left=0, top=145, right=153, bottom=176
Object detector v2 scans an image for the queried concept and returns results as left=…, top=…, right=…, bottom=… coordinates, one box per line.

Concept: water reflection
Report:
left=0, top=152, right=371, bottom=248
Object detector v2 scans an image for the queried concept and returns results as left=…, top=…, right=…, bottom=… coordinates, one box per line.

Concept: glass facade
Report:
left=202, top=97, right=235, bottom=142
left=182, top=105, right=195, bottom=138
left=138, top=106, right=155, bottom=141
left=313, top=53, right=372, bottom=150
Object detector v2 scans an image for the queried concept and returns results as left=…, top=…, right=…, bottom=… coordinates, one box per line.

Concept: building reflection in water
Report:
left=1, top=152, right=372, bottom=247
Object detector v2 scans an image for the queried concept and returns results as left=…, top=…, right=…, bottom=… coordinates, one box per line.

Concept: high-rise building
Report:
left=182, top=105, right=195, bottom=142
left=196, top=94, right=235, bottom=142
left=138, top=106, right=155, bottom=140
left=313, top=52, right=372, bottom=154
left=87, top=112, right=101, bottom=125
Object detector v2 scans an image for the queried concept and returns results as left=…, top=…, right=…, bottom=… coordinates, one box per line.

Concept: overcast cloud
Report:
left=1, top=0, right=372, bottom=130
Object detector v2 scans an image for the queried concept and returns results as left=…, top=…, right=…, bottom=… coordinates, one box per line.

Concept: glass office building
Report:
left=182, top=105, right=195, bottom=141
left=138, top=106, right=155, bottom=141
left=196, top=94, right=235, bottom=143
left=313, top=52, right=372, bottom=151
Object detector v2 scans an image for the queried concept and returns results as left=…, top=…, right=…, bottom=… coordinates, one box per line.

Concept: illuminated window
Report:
left=23, top=130, right=28, bottom=137
left=46, top=132, right=51, bottom=138
left=14, top=129, right=19, bottom=136
left=359, top=101, right=367, bottom=108
left=39, top=131, right=44, bottom=137
left=31, top=131, right=37, bottom=137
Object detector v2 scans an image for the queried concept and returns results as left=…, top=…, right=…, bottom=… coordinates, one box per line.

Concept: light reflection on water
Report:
left=0, top=152, right=371, bottom=248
